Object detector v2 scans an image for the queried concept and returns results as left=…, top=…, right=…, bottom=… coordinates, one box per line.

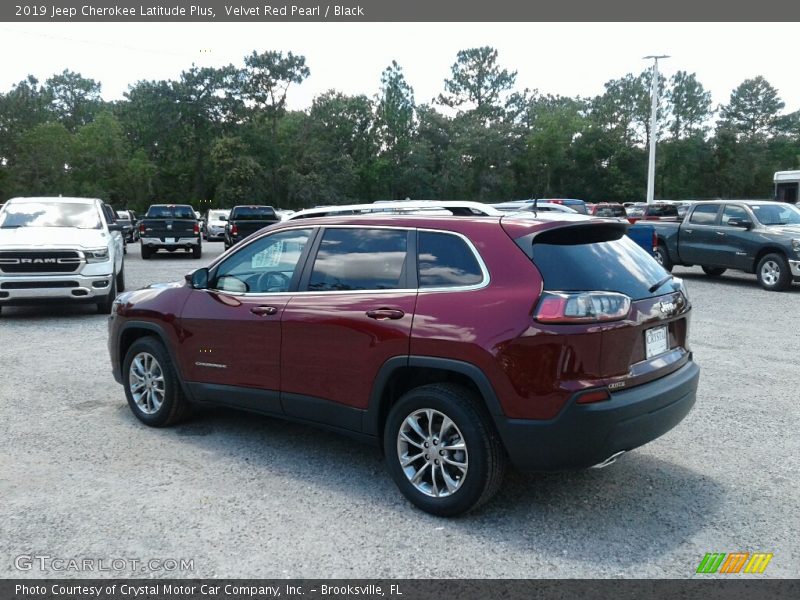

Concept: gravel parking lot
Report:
left=1, top=242, right=798, bottom=578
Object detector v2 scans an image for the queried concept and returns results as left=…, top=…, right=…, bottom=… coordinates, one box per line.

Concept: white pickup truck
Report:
left=0, top=197, right=125, bottom=314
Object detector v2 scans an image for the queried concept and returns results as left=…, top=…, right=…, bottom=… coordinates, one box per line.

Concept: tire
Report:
left=123, top=243, right=127, bottom=255
left=756, top=253, right=791, bottom=291
left=383, top=383, right=506, bottom=517
left=97, top=275, right=117, bottom=314
left=116, top=264, right=126, bottom=292
left=653, top=244, right=673, bottom=272
left=141, top=245, right=152, bottom=260
left=122, top=336, right=189, bottom=427
left=192, top=243, right=202, bottom=259
left=701, top=266, right=726, bottom=277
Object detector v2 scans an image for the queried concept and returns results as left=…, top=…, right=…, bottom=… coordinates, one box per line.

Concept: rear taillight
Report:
left=535, top=291, right=631, bottom=324
left=193, top=223, right=199, bottom=235
left=138, top=223, right=145, bottom=233
left=231, top=224, right=238, bottom=236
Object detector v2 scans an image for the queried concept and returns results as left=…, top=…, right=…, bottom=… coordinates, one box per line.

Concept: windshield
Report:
left=208, top=210, right=230, bottom=221
left=751, top=204, right=800, bottom=226
left=146, top=205, right=196, bottom=219
left=0, top=201, right=101, bottom=229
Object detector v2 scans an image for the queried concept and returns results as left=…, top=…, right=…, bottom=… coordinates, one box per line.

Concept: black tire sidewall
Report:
left=655, top=245, right=673, bottom=272
left=383, top=386, right=493, bottom=517
left=122, top=337, right=180, bottom=427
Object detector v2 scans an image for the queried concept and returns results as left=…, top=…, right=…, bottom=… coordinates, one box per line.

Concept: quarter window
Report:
left=418, top=231, right=483, bottom=288
left=689, top=204, right=720, bottom=225
left=308, top=228, right=408, bottom=291
left=212, top=228, right=311, bottom=293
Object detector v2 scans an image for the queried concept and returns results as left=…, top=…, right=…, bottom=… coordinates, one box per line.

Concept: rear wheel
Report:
left=653, top=244, right=673, bottom=272
left=702, top=266, right=726, bottom=277
left=384, top=383, right=506, bottom=517
left=192, top=243, right=202, bottom=259
left=756, top=253, right=791, bottom=291
left=141, top=245, right=152, bottom=260
left=123, top=337, right=189, bottom=427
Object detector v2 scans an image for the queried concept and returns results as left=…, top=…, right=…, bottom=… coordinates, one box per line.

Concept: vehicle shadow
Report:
left=0, top=304, right=101, bottom=319
left=674, top=267, right=800, bottom=293
left=139, top=405, right=724, bottom=571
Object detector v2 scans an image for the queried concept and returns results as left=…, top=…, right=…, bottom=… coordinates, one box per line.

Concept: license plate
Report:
left=645, top=326, right=669, bottom=359
left=165, top=237, right=176, bottom=244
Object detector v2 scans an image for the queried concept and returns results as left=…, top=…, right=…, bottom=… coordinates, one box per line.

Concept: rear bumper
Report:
left=140, top=237, right=199, bottom=248
left=0, top=273, right=113, bottom=304
left=495, top=360, right=700, bottom=471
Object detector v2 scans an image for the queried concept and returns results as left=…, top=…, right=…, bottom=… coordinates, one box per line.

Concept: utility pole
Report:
left=643, top=55, right=669, bottom=205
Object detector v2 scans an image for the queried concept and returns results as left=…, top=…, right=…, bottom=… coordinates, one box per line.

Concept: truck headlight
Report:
left=85, top=248, right=110, bottom=262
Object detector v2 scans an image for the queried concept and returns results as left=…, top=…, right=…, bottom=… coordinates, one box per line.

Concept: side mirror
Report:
left=186, top=267, right=209, bottom=289
left=107, top=223, right=123, bottom=232
left=727, top=217, right=752, bottom=229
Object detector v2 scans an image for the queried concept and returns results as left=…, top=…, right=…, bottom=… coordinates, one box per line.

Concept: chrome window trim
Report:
left=205, top=223, right=491, bottom=297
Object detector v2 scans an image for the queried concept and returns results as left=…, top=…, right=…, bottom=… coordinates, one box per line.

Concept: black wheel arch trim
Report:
left=116, top=321, right=195, bottom=401
left=364, top=355, right=505, bottom=437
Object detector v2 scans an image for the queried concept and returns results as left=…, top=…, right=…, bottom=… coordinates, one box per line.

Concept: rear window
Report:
left=646, top=204, right=679, bottom=218
left=231, top=206, right=277, bottom=220
left=146, top=205, right=196, bottom=219
left=526, top=233, right=669, bottom=300
left=593, top=205, right=626, bottom=217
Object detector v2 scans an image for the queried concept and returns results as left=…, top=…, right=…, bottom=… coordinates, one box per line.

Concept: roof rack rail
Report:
left=285, top=200, right=503, bottom=220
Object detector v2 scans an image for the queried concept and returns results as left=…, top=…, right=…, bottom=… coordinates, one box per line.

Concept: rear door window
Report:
left=722, top=205, right=748, bottom=225
left=689, top=204, right=721, bottom=225
left=418, top=231, right=484, bottom=288
left=307, top=228, right=409, bottom=291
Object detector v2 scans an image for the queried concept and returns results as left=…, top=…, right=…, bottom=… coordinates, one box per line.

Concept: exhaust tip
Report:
left=590, top=450, right=627, bottom=469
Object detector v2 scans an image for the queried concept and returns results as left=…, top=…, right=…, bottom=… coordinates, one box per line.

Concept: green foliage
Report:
left=2, top=50, right=800, bottom=206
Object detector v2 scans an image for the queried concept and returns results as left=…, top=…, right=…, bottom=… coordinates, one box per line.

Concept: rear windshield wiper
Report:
left=649, top=274, right=673, bottom=293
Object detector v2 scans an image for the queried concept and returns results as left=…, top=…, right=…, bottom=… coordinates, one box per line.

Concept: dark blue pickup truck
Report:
left=630, top=200, right=800, bottom=291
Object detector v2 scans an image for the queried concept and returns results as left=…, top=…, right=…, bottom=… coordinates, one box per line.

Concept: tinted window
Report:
left=0, top=201, right=101, bottom=229
left=231, top=206, right=277, bottom=220
left=308, top=228, right=408, bottom=291
left=418, top=231, right=483, bottom=288
left=529, top=235, right=668, bottom=300
left=213, top=229, right=311, bottom=294
left=689, top=204, right=720, bottom=225
left=722, top=205, right=748, bottom=225
left=146, top=205, right=196, bottom=219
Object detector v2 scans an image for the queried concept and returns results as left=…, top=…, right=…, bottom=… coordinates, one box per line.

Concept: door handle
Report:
left=684, top=229, right=693, bottom=234
left=716, top=231, right=726, bottom=236
left=250, top=305, right=278, bottom=316
left=366, top=308, right=405, bottom=320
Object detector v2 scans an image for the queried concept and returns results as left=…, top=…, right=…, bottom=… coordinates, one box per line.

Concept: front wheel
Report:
left=123, top=337, right=189, bottom=427
left=756, top=253, right=791, bottom=291
left=97, top=276, right=117, bottom=314
left=383, top=383, right=506, bottom=517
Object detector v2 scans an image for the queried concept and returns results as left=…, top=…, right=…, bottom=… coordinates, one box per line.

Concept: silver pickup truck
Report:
left=0, top=197, right=125, bottom=314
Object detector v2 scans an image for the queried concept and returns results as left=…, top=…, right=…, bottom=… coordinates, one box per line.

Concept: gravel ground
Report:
left=0, top=242, right=798, bottom=578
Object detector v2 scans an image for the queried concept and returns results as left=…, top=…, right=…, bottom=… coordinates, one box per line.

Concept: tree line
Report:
left=1, top=46, right=798, bottom=212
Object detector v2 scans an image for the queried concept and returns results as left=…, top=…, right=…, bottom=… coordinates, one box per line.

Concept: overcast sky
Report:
left=1, top=22, right=798, bottom=114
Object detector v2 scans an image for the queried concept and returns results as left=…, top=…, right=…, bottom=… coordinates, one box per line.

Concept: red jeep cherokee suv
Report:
left=108, top=213, right=699, bottom=516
